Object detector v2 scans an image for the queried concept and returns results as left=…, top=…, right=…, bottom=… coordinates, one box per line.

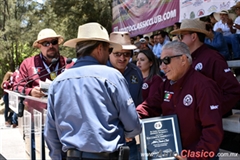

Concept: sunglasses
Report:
left=109, top=48, right=113, bottom=54
left=113, top=52, right=131, bottom=57
left=40, top=39, right=59, bottom=47
left=159, top=54, right=183, bottom=65
left=177, top=32, right=194, bottom=41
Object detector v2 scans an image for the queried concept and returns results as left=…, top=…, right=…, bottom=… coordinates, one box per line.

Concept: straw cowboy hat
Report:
left=232, top=2, right=240, bottom=9
left=213, top=10, right=236, bottom=22
left=109, top=32, right=137, bottom=50
left=33, top=28, right=64, bottom=48
left=63, top=23, right=122, bottom=52
left=170, top=19, right=213, bottom=39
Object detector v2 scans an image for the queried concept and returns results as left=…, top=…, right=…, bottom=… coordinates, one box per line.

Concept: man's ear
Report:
left=191, top=32, right=198, bottom=41
left=181, top=54, right=188, bottom=64
left=36, top=43, right=41, bottom=48
left=96, top=43, right=103, bottom=54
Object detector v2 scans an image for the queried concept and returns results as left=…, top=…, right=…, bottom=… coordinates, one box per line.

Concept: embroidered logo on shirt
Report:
left=210, top=105, right=218, bottom=110
left=183, top=94, right=193, bottom=106
left=164, top=91, right=174, bottom=102
left=130, top=75, right=138, bottom=84
left=127, top=98, right=133, bottom=106
left=194, top=63, right=203, bottom=71
left=224, top=68, right=231, bottom=73
left=142, top=83, right=148, bottom=89
left=33, top=67, right=42, bottom=74
left=154, top=121, right=162, bottom=130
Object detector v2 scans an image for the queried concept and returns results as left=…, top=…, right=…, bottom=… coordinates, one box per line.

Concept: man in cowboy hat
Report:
left=108, top=32, right=143, bottom=106
left=13, top=28, right=70, bottom=97
left=12, top=28, right=71, bottom=160
left=213, top=10, right=240, bottom=60
left=170, top=18, right=240, bottom=117
left=108, top=31, right=143, bottom=160
left=137, top=41, right=223, bottom=160
left=44, top=22, right=142, bottom=160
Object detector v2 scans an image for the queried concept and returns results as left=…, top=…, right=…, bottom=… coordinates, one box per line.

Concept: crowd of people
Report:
left=1, top=2, right=240, bottom=160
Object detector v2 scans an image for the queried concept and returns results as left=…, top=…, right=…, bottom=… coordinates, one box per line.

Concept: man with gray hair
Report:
left=137, top=41, right=223, bottom=160
left=44, top=22, right=142, bottom=160
left=171, top=18, right=240, bottom=117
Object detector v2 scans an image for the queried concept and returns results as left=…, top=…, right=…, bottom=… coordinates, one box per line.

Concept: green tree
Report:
left=0, top=0, right=113, bottom=95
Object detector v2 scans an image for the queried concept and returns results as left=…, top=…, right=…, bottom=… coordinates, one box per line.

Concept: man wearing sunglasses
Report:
left=108, top=32, right=143, bottom=160
left=137, top=41, right=223, bottom=160
left=170, top=19, right=240, bottom=118
left=14, top=28, right=70, bottom=98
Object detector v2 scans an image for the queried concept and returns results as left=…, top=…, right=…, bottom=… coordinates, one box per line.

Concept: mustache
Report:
left=47, top=47, right=57, bottom=52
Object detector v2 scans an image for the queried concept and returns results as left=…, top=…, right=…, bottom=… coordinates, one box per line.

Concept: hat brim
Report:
left=171, top=28, right=213, bottom=39
left=231, top=4, right=240, bottom=9
left=122, top=44, right=137, bottom=50
left=213, top=12, right=236, bottom=22
left=63, top=38, right=122, bottom=52
left=33, top=35, right=64, bottom=48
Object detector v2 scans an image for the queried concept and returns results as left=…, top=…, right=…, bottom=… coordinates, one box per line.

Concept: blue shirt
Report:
left=107, top=61, right=143, bottom=106
left=44, top=56, right=142, bottom=159
left=152, top=40, right=170, bottom=58
left=152, top=43, right=161, bottom=58
left=204, top=31, right=229, bottom=60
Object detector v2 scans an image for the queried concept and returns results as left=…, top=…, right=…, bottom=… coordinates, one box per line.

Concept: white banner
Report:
left=179, top=0, right=239, bottom=21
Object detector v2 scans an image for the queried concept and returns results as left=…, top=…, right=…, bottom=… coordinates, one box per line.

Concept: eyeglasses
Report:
left=40, top=39, right=59, bottom=47
left=113, top=52, right=131, bottom=57
left=159, top=54, right=183, bottom=65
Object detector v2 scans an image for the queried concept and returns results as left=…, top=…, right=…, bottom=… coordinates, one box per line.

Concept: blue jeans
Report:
left=126, top=139, right=141, bottom=160
left=224, top=35, right=240, bottom=59
left=12, top=112, right=18, bottom=125
left=3, top=94, right=13, bottom=122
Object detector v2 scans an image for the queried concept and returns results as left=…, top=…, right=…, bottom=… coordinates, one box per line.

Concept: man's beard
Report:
left=46, top=48, right=59, bottom=59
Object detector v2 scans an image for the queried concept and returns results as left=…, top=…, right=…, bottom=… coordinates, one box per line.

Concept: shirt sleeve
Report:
left=195, top=84, right=223, bottom=156
left=113, top=78, right=142, bottom=138
left=44, top=84, right=63, bottom=159
left=13, top=60, right=33, bottom=95
left=208, top=56, right=240, bottom=115
left=137, top=81, right=163, bottom=119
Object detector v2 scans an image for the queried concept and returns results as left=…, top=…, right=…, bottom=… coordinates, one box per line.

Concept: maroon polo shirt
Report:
left=13, top=54, right=67, bottom=95
left=191, top=44, right=240, bottom=116
left=137, top=68, right=223, bottom=159
left=142, top=75, right=163, bottom=101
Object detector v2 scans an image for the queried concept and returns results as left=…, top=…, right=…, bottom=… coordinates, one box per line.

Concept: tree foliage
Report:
left=0, top=0, right=112, bottom=95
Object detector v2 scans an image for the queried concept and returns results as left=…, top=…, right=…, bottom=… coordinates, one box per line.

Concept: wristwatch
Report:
left=233, top=23, right=236, bottom=27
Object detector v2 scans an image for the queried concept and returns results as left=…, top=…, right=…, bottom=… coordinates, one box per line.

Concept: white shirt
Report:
left=213, top=20, right=232, bottom=36
left=234, top=16, right=240, bottom=34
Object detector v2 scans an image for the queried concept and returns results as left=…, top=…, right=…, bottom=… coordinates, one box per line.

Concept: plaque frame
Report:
left=139, top=115, right=182, bottom=160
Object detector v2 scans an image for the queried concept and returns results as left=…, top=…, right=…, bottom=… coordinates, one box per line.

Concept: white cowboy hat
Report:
left=170, top=18, right=213, bottom=39
left=33, top=28, right=64, bottom=48
left=63, top=23, right=122, bottom=52
left=213, top=10, right=236, bottom=22
left=109, top=32, right=137, bottom=51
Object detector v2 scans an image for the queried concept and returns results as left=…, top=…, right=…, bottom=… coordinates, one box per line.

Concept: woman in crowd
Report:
left=136, top=49, right=163, bottom=101
left=205, top=23, right=230, bottom=60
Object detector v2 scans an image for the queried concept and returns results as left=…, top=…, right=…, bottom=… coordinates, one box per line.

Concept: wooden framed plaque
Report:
left=140, top=115, right=182, bottom=160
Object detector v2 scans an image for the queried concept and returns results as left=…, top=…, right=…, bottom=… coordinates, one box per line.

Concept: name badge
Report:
left=50, top=72, right=57, bottom=80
